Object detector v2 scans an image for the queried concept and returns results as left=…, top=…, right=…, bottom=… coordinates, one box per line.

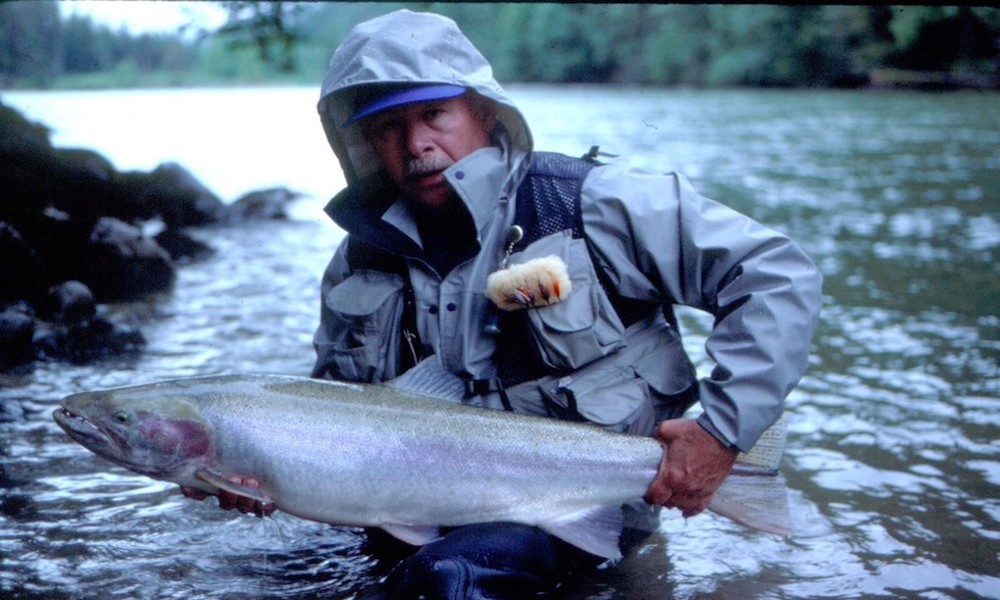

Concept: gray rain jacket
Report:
left=312, top=10, right=823, bottom=451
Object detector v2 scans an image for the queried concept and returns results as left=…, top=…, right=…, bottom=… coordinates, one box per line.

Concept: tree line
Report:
left=2, top=2, right=999, bottom=90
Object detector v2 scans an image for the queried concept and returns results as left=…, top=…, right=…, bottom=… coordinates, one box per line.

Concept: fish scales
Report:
left=185, top=376, right=660, bottom=520
left=53, top=373, right=791, bottom=559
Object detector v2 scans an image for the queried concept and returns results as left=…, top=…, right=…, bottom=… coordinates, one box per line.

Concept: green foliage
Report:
left=1, top=0, right=194, bottom=88
left=216, top=1, right=302, bottom=73
left=884, top=6, right=999, bottom=73
left=0, top=1, right=62, bottom=86
left=1, top=2, right=998, bottom=90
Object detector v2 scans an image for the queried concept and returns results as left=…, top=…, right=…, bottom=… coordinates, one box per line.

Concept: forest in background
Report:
left=2, top=2, right=999, bottom=90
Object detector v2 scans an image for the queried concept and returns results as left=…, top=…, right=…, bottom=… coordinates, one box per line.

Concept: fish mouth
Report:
left=53, top=405, right=171, bottom=477
left=53, top=406, right=129, bottom=465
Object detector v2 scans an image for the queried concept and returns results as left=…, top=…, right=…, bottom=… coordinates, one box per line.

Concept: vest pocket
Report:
left=502, top=359, right=654, bottom=435
left=544, top=364, right=655, bottom=434
left=508, top=232, right=625, bottom=370
left=499, top=315, right=697, bottom=435
left=623, top=319, right=699, bottom=421
left=320, top=270, right=405, bottom=382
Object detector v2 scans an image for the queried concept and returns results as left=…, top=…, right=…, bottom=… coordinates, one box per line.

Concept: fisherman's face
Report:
left=363, top=95, right=494, bottom=210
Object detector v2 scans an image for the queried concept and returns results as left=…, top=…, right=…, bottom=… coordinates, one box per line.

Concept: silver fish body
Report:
left=54, top=374, right=667, bottom=558
left=54, top=373, right=793, bottom=559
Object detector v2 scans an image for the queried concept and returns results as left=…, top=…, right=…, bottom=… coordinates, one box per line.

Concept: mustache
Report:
left=404, top=156, right=455, bottom=180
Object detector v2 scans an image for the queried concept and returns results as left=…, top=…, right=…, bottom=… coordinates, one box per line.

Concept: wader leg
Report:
left=380, top=522, right=595, bottom=599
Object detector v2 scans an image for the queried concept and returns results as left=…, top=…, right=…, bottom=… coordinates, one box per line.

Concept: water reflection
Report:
left=1, top=86, right=998, bottom=598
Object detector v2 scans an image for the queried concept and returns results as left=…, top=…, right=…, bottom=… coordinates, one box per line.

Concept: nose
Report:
left=405, top=121, right=435, bottom=158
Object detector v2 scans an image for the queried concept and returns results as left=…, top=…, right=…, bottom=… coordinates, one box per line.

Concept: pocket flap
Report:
left=326, top=270, right=404, bottom=317
left=538, top=363, right=650, bottom=430
left=627, top=321, right=697, bottom=397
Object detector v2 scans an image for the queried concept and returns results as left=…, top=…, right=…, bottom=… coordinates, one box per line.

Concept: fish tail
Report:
left=709, top=413, right=793, bottom=536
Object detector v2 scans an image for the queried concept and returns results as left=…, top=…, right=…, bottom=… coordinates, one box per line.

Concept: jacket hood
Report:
left=317, top=10, right=533, bottom=188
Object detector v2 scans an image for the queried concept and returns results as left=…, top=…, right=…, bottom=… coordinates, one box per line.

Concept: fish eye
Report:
left=112, top=410, right=131, bottom=424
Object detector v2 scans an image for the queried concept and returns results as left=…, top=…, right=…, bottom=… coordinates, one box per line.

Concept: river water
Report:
left=1, top=86, right=998, bottom=599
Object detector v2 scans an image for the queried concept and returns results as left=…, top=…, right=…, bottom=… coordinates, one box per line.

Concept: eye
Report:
left=365, top=116, right=402, bottom=139
left=423, top=107, right=446, bottom=122
left=112, top=410, right=131, bottom=424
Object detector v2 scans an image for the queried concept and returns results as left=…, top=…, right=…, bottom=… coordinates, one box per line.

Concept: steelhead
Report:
left=53, top=373, right=791, bottom=559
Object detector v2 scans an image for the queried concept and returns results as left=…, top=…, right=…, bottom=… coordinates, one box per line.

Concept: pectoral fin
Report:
left=195, top=468, right=271, bottom=503
left=381, top=523, right=442, bottom=546
left=540, top=505, right=624, bottom=560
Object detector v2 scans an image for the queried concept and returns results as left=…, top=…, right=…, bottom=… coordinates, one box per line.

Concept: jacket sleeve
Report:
left=581, top=164, right=823, bottom=452
left=310, top=239, right=352, bottom=379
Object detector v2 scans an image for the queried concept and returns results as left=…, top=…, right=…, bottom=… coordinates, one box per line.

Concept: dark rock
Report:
left=0, top=100, right=53, bottom=157
left=226, top=187, right=301, bottom=222
left=0, top=100, right=237, bottom=369
left=34, top=317, right=146, bottom=364
left=0, top=307, right=34, bottom=368
left=48, top=147, right=124, bottom=220
left=53, top=147, right=117, bottom=183
left=134, top=162, right=226, bottom=227
left=154, top=228, right=214, bottom=263
left=81, top=217, right=175, bottom=302
left=21, top=211, right=94, bottom=290
left=38, top=280, right=96, bottom=325
left=0, top=222, right=45, bottom=303
left=0, top=308, right=35, bottom=370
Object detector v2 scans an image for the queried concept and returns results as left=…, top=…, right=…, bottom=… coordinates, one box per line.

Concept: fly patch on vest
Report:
left=490, top=152, right=603, bottom=386
left=484, top=153, right=595, bottom=312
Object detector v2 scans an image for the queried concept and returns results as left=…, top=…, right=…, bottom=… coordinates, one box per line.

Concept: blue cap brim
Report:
left=345, top=84, right=467, bottom=126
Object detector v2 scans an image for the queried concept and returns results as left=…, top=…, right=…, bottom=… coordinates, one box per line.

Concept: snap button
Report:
left=446, top=302, right=457, bottom=312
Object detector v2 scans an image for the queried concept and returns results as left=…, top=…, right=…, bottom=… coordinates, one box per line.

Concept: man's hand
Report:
left=180, top=477, right=275, bottom=518
left=644, top=418, right=738, bottom=518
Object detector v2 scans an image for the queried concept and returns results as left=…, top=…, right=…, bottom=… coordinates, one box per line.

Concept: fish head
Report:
left=53, top=385, right=214, bottom=480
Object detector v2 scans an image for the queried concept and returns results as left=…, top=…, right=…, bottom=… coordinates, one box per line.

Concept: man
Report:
left=188, top=9, right=822, bottom=598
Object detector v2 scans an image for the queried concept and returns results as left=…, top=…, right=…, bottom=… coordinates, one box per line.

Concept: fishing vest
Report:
left=343, top=151, right=693, bottom=432
left=346, top=150, right=632, bottom=382
left=493, top=151, right=611, bottom=389
left=489, top=151, right=667, bottom=389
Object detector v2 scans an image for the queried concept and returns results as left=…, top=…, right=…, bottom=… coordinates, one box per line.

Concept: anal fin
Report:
left=540, top=505, right=624, bottom=560
left=381, top=523, right=442, bottom=546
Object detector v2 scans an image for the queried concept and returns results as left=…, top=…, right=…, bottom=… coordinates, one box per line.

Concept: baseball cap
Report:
left=344, top=84, right=467, bottom=126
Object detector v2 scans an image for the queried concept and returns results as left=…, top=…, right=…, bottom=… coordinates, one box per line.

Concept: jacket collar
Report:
left=325, top=146, right=509, bottom=259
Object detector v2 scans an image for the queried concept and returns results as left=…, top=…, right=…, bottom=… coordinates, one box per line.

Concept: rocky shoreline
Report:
left=0, top=100, right=300, bottom=370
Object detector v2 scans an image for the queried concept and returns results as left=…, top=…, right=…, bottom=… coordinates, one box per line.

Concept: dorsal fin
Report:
left=386, top=357, right=466, bottom=402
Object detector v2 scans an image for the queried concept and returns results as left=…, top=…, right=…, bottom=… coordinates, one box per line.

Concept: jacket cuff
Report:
left=695, top=412, right=742, bottom=452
